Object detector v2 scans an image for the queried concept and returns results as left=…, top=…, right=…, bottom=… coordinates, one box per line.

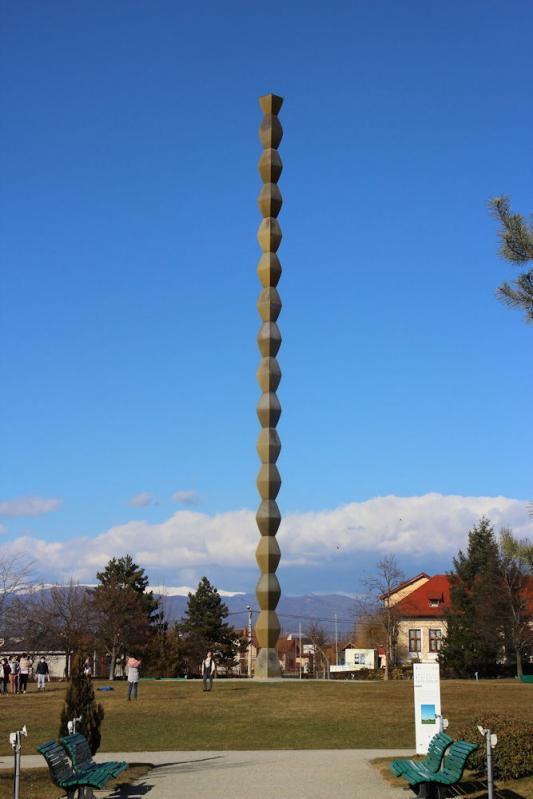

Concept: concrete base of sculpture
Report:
left=254, top=647, right=282, bottom=678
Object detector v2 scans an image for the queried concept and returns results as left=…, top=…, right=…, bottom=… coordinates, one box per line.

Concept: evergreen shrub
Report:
left=334, top=668, right=383, bottom=680
left=390, top=665, right=413, bottom=680
left=454, top=713, right=533, bottom=781
left=59, top=653, right=105, bottom=755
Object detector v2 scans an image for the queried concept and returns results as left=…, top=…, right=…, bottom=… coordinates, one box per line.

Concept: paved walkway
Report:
left=5, top=749, right=412, bottom=799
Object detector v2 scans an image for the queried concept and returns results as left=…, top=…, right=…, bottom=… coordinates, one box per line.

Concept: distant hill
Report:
left=158, top=592, right=356, bottom=636
left=9, top=585, right=357, bottom=638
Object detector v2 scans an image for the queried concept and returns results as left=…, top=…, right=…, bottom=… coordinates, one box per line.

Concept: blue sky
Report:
left=1, top=0, right=532, bottom=593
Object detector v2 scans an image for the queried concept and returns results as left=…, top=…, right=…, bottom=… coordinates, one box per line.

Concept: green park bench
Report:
left=391, top=739, right=479, bottom=799
left=61, top=732, right=127, bottom=780
left=37, top=739, right=127, bottom=799
left=391, top=731, right=453, bottom=778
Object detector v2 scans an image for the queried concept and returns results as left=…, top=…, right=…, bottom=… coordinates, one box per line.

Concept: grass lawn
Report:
left=371, top=757, right=533, bottom=799
left=0, top=678, right=531, bottom=757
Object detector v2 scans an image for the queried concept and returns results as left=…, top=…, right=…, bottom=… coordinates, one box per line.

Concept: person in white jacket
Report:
left=127, top=656, right=141, bottom=702
left=201, top=651, right=216, bottom=692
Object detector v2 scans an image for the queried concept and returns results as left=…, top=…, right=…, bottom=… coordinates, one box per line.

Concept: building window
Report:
left=408, top=629, right=421, bottom=653
left=429, top=598, right=441, bottom=607
left=429, top=629, right=443, bottom=652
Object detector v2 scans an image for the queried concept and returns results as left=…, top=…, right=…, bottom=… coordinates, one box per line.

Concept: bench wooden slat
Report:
left=60, top=733, right=128, bottom=782
left=391, top=731, right=453, bottom=778
left=38, top=736, right=128, bottom=796
left=433, top=740, right=479, bottom=785
left=409, top=740, right=478, bottom=787
left=37, top=740, right=79, bottom=788
left=393, top=738, right=479, bottom=792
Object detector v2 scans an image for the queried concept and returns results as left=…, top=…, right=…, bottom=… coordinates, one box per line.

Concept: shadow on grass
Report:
left=448, top=782, right=528, bottom=799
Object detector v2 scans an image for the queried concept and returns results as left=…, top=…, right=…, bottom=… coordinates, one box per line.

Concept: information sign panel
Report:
left=413, top=662, right=441, bottom=754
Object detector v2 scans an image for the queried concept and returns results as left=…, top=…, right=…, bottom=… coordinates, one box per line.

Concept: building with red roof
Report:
left=393, top=574, right=450, bottom=663
left=384, top=573, right=451, bottom=664
left=386, top=572, right=533, bottom=666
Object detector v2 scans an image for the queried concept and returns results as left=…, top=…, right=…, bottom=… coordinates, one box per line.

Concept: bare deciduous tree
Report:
left=0, top=553, right=34, bottom=635
left=305, top=623, right=330, bottom=679
left=9, top=579, right=96, bottom=676
left=363, top=554, right=404, bottom=680
left=499, top=528, right=533, bottom=678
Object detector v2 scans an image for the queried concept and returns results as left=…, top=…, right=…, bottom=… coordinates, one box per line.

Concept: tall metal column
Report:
left=254, top=93, right=283, bottom=678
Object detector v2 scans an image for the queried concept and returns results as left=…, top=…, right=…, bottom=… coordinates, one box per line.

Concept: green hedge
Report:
left=390, top=665, right=413, bottom=680
left=453, top=713, right=533, bottom=781
left=354, top=668, right=383, bottom=680
left=331, top=668, right=383, bottom=680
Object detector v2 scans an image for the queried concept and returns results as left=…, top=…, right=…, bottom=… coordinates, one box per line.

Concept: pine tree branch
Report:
left=489, top=196, right=533, bottom=322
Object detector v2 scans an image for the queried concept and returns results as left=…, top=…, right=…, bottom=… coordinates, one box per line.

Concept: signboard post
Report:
left=413, top=663, right=441, bottom=754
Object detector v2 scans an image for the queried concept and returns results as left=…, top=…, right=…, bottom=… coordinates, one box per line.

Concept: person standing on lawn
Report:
left=9, top=656, right=20, bottom=694
left=201, top=650, right=216, bottom=692
left=36, top=656, right=49, bottom=691
left=19, top=653, right=31, bottom=693
left=127, top=656, right=141, bottom=702
left=1, top=659, right=10, bottom=694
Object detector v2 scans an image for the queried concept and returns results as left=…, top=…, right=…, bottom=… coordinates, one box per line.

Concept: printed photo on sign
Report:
left=421, top=704, right=436, bottom=724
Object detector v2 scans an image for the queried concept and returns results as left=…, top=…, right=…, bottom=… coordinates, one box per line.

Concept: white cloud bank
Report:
left=0, top=496, right=62, bottom=517
left=1, top=493, right=531, bottom=584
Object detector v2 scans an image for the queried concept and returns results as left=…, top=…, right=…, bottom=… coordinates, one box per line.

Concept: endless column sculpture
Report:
left=254, top=93, right=283, bottom=679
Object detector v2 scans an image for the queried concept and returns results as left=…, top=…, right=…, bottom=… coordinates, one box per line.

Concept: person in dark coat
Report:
left=1, top=659, right=10, bottom=694
left=35, top=656, right=49, bottom=691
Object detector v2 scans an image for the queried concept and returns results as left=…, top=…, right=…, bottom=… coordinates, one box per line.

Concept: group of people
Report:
left=1, top=648, right=217, bottom=699
left=1, top=654, right=49, bottom=694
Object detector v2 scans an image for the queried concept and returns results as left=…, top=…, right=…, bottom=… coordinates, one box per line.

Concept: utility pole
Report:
left=247, top=605, right=253, bottom=678
left=334, top=613, right=339, bottom=666
left=299, top=623, right=302, bottom=679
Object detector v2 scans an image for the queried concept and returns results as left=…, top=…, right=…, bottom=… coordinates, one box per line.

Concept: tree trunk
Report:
left=64, top=642, right=71, bottom=679
left=109, top=644, right=116, bottom=680
left=383, top=605, right=391, bottom=680
left=516, top=647, right=523, bottom=679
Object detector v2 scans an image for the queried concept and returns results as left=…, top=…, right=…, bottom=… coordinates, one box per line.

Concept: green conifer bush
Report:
left=59, top=652, right=105, bottom=755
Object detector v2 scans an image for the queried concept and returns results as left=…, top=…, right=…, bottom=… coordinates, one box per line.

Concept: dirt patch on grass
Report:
left=370, top=757, right=533, bottom=799
left=0, top=763, right=152, bottom=799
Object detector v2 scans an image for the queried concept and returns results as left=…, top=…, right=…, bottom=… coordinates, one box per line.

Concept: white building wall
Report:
left=397, top=620, right=447, bottom=663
